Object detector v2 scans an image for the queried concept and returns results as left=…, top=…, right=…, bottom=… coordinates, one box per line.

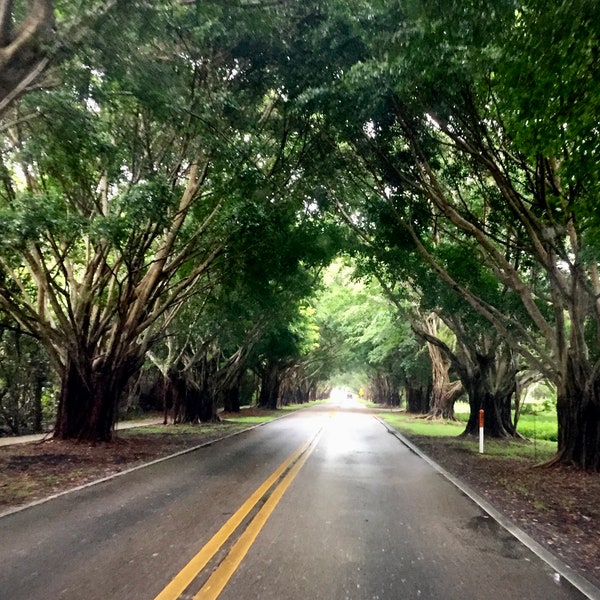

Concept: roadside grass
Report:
left=454, top=404, right=558, bottom=442
left=123, top=400, right=325, bottom=434
left=513, top=414, right=558, bottom=442
left=223, top=415, right=275, bottom=425
left=380, top=413, right=465, bottom=437
left=0, top=401, right=330, bottom=511
left=376, top=410, right=557, bottom=463
left=123, top=423, right=235, bottom=436
left=457, top=436, right=557, bottom=463
left=6, top=477, right=39, bottom=500
left=225, top=400, right=327, bottom=421
left=280, top=399, right=329, bottom=411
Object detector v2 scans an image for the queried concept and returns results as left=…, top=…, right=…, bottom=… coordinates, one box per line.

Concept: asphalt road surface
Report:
left=0, top=401, right=592, bottom=600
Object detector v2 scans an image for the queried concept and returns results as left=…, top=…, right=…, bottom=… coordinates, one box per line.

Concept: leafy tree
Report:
left=386, top=0, right=600, bottom=463
left=415, top=313, right=463, bottom=420
left=144, top=98, right=343, bottom=419
left=0, top=1, right=160, bottom=115
left=0, top=1, right=316, bottom=440
left=0, top=0, right=54, bottom=114
left=0, top=314, right=50, bottom=434
left=281, top=0, right=600, bottom=467
left=315, top=260, right=426, bottom=407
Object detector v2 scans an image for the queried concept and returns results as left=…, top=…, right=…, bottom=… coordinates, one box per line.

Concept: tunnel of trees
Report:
left=0, top=1, right=599, bottom=469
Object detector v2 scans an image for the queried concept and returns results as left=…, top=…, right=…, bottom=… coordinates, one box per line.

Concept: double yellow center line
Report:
left=154, top=425, right=324, bottom=600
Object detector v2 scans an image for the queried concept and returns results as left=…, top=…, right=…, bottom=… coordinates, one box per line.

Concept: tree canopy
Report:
left=1, top=0, right=600, bottom=469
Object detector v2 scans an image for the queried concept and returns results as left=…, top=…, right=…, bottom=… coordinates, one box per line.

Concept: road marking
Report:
left=193, top=432, right=320, bottom=600
left=153, top=433, right=319, bottom=600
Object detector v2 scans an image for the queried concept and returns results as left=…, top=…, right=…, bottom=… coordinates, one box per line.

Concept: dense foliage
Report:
left=0, top=1, right=599, bottom=469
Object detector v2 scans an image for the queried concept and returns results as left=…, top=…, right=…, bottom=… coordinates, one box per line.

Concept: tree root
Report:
left=534, top=449, right=565, bottom=469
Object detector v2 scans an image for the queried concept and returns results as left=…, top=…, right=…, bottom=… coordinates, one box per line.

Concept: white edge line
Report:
left=374, top=415, right=600, bottom=600
left=0, top=414, right=292, bottom=520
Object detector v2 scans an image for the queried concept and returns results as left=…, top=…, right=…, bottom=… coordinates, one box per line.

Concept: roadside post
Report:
left=479, top=409, right=484, bottom=454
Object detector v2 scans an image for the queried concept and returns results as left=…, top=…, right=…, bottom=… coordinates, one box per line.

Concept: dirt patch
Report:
left=0, top=420, right=254, bottom=512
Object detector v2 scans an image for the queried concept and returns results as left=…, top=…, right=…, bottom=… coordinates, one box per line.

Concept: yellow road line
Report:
left=193, top=434, right=320, bottom=600
left=153, top=437, right=314, bottom=600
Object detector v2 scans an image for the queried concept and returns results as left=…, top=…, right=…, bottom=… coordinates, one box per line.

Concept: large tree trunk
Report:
left=222, top=385, right=241, bottom=413
left=183, top=383, right=215, bottom=423
left=55, top=356, right=140, bottom=441
left=416, top=321, right=518, bottom=437
left=554, top=355, right=600, bottom=470
left=462, top=385, right=516, bottom=437
left=424, top=314, right=463, bottom=419
left=370, top=372, right=401, bottom=406
left=460, top=351, right=517, bottom=437
left=279, top=366, right=312, bottom=407
left=162, top=369, right=185, bottom=425
left=175, top=367, right=217, bottom=423
left=430, top=380, right=464, bottom=420
left=427, top=344, right=463, bottom=419
left=170, top=355, right=219, bottom=424
left=258, top=364, right=279, bottom=409
left=32, top=367, right=44, bottom=432
left=279, top=378, right=310, bottom=407
left=405, top=382, right=430, bottom=414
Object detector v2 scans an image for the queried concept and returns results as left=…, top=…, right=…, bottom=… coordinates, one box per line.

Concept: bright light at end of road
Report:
left=329, top=387, right=362, bottom=408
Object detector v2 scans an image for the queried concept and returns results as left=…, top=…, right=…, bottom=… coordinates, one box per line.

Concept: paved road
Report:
left=0, top=401, right=592, bottom=599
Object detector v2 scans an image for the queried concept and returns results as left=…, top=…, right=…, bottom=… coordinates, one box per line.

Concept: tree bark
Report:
left=405, top=383, right=430, bottom=414
left=553, top=354, right=600, bottom=470
left=415, top=322, right=518, bottom=437
left=176, top=355, right=219, bottom=424
left=32, top=366, right=44, bottom=432
left=423, top=314, right=463, bottom=419
left=0, top=0, right=54, bottom=113
left=258, top=363, right=279, bottom=409
left=183, top=384, right=215, bottom=423
left=460, top=351, right=517, bottom=437
left=162, top=369, right=185, bottom=425
left=222, top=384, right=241, bottom=413
left=369, top=372, right=400, bottom=406
left=55, top=355, right=141, bottom=441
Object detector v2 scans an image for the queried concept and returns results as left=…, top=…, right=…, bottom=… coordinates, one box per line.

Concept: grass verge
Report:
left=376, top=410, right=557, bottom=463
left=0, top=402, right=322, bottom=512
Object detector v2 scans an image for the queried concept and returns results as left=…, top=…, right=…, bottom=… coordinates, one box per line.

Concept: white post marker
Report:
left=478, top=409, right=484, bottom=454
